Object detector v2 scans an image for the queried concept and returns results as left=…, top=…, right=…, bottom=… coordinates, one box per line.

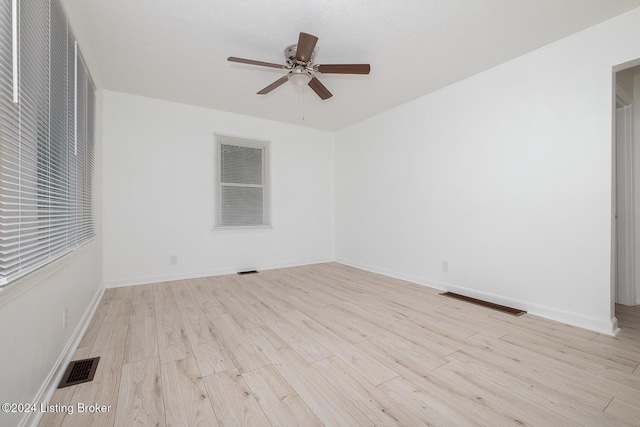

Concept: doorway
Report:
left=613, top=65, right=640, bottom=326
left=615, top=95, right=634, bottom=305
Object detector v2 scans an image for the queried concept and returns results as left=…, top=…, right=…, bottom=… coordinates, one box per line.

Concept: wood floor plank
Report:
left=161, top=357, right=218, bottom=427
left=221, top=275, right=263, bottom=306
left=465, top=334, right=615, bottom=409
left=179, top=306, right=235, bottom=376
left=242, top=365, right=323, bottom=427
left=244, top=276, right=295, bottom=313
left=605, top=397, right=640, bottom=426
left=378, top=375, right=479, bottom=426
left=263, top=316, right=332, bottom=363
left=91, top=299, right=131, bottom=352
left=132, top=284, right=153, bottom=305
left=489, top=312, right=599, bottom=343
left=312, top=356, right=425, bottom=426
left=434, top=362, right=581, bottom=426
left=400, top=313, right=478, bottom=341
left=300, top=304, right=370, bottom=343
left=217, top=295, right=263, bottom=330
left=423, top=304, right=511, bottom=338
left=468, top=333, right=640, bottom=409
left=445, top=349, right=631, bottom=427
left=280, top=309, right=398, bottom=385
left=592, top=331, right=640, bottom=356
left=156, top=303, right=193, bottom=364
left=187, top=277, right=226, bottom=313
left=390, top=316, right=467, bottom=357
left=501, top=330, right=640, bottom=382
left=115, top=357, right=165, bottom=427
left=322, top=304, right=383, bottom=339
left=202, top=368, right=271, bottom=427
left=573, top=334, right=640, bottom=366
left=113, top=286, right=134, bottom=301
left=124, top=304, right=158, bottom=363
left=203, top=310, right=270, bottom=373
left=245, top=326, right=374, bottom=426
left=170, top=280, right=200, bottom=310
left=355, top=337, right=445, bottom=380
left=78, top=298, right=110, bottom=349
left=204, top=276, right=238, bottom=301
left=102, top=288, right=117, bottom=301
left=153, top=281, right=177, bottom=306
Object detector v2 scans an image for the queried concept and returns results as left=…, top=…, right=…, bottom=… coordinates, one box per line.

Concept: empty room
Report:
left=3, top=0, right=640, bottom=426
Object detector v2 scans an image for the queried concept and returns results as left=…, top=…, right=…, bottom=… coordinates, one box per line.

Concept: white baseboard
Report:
left=103, top=258, right=335, bottom=288
left=24, top=286, right=105, bottom=427
left=335, top=258, right=618, bottom=336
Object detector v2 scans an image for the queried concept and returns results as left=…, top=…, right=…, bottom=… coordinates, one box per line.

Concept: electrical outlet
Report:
left=63, top=308, right=68, bottom=330
left=170, top=255, right=178, bottom=265
left=442, top=261, right=448, bottom=272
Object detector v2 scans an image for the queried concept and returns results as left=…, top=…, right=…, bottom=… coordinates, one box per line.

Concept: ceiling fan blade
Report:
left=228, top=56, right=286, bottom=69
left=295, top=32, right=318, bottom=62
left=257, top=75, right=289, bottom=94
left=308, top=77, right=333, bottom=100
left=315, top=64, right=371, bottom=74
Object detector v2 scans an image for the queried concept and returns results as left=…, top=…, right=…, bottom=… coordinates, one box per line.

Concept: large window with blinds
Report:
left=215, top=135, right=270, bottom=228
left=0, top=0, right=96, bottom=286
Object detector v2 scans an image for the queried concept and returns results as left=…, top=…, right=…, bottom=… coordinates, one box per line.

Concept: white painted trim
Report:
left=211, top=225, right=274, bottom=233
left=335, top=257, right=619, bottom=336
left=21, top=286, right=105, bottom=427
left=615, top=104, right=636, bottom=306
left=103, top=258, right=334, bottom=288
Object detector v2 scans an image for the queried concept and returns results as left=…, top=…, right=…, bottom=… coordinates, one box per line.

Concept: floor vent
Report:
left=58, top=357, right=100, bottom=388
left=440, top=292, right=526, bottom=316
left=237, top=270, right=258, bottom=275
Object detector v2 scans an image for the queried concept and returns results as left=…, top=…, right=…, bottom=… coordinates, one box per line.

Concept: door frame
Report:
left=614, top=95, right=636, bottom=306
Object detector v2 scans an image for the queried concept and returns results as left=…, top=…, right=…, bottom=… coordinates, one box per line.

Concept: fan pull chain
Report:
left=301, top=86, right=305, bottom=121
left=293, top=86, right=305, bottom=121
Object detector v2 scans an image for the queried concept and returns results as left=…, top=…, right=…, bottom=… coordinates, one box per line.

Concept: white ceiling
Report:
left=72, top=0, right=640, bottom=131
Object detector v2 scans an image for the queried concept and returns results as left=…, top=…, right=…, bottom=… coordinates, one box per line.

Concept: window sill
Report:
left=211, top=225, right=274, bottom=233
left=0, top=239, right=97, bottom=308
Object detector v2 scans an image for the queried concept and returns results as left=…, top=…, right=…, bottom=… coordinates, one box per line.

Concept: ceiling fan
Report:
left=228, top=32, right=370, bottom=100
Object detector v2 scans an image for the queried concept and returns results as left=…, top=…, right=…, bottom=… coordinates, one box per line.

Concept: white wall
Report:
left=0, top=1, right=104, bottom=425
left=102, top=91, right=334, bottom=286
left=335, top=8, right=640, bottom=334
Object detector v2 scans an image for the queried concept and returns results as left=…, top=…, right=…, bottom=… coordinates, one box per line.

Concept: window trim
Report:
left=213, top=133, right=272, bottom=230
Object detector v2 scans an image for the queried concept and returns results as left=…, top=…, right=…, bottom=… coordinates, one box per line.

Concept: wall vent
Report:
left=237, top=270, right=258, bottom=275
left=58, top=357, right=100, bottom=388
left=440, top=292, right=526, bottom=316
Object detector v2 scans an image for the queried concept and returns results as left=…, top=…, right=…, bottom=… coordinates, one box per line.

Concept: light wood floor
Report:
left=40, top=263, right=640, bottom=426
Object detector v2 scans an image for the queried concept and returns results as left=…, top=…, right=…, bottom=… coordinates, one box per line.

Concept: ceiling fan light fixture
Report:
left=288, top=70, right=312, bottom=87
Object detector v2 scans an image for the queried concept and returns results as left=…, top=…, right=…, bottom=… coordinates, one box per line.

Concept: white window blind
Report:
left=215, top=135, right=270, bottom=228
left=0, top=0, right=96, bottom=286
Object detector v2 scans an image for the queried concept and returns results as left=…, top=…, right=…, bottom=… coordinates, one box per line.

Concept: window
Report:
left=0, top=0, right=96, bottom=286
left=215, top=135, right=270, bottom=228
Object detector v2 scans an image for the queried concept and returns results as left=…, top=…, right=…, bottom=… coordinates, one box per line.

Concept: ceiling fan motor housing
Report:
left=285, top=44, right=314, bottom=67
